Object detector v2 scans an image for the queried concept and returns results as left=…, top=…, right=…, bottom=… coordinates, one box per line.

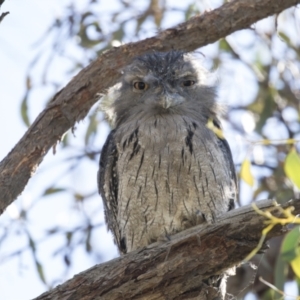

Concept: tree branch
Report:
left=0, top=0, right=299, bottom=213
left=33, top=199, right=300, bottom=300
left=0, top=0, right=9, bottom=24
left=0, top=11, right=9, bottom=23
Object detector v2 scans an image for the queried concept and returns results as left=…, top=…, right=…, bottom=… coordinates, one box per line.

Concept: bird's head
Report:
left=100, top=50, right=219, bottom=127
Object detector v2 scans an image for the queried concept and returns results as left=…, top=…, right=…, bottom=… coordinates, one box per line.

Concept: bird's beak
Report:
left=161, top=94, right=173, bottom=109
left=160, top=93, right=184, bottom=109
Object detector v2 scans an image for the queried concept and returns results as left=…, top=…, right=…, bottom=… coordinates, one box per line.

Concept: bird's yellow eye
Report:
left=182, top=80, right=195, bottom=87
left=133, top=81, right=148, bottom=90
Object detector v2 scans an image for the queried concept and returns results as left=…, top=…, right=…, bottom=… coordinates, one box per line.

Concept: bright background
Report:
left=0, top=1, right=117, bottom=299
left=0, top=0, right=299, bottom=299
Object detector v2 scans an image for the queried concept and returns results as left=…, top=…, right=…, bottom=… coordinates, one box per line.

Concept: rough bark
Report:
left=33, top=199, right=300, bottom=300
left=0, top=0, right=299, bottom=214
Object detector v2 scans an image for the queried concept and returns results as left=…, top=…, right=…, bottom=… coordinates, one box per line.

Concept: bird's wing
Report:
left=98, top=130, right=126, bottom=254
left=213, top=119, right=238, bottom=210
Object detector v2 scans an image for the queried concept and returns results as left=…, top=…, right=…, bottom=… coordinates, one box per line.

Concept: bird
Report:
left=98, top=50, right=237, bottom=256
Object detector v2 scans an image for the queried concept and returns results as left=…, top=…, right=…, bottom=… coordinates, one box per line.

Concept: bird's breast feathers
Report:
left=113, top=114, right=234, bottom=251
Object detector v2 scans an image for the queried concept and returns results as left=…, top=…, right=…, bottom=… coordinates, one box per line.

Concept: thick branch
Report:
left=0, top=0, right=299, bottom=213
left=34, top=199, right=300, bottom=300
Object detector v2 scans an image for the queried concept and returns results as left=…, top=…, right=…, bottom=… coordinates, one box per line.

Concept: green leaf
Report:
left=274, top=253, right=287, bottom=299
left=21, top=94, right=30, bottom=127
left=43, top=187, right=65, bottom=196
left=281, top=226, right=300, bottom=262
left=20, top=76, right=32, bottom=127
left=219, top=39, right=231, bottom=52
left=291, top=254, right=300, bottom=278
left=240, top=159, right=254, bottom=186
left=284, top=147, right=300, bottom=189
left=278, top=32, right=291, bottom=46
left=36, top=261, right=46, bottom=284
left=282, top=226, right=300, bottom=278
left=28, top=233, right=47, bottom=284
left=77, top=12, right=103, bottom=48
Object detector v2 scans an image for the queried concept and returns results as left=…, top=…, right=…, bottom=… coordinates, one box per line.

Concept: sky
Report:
left=0, top=1, right=116, bottom=299
left=0, top=0, right=299, bottom=299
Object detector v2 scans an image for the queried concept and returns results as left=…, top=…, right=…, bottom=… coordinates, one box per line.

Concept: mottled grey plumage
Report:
left=98, top=51, right=237, bottom=256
